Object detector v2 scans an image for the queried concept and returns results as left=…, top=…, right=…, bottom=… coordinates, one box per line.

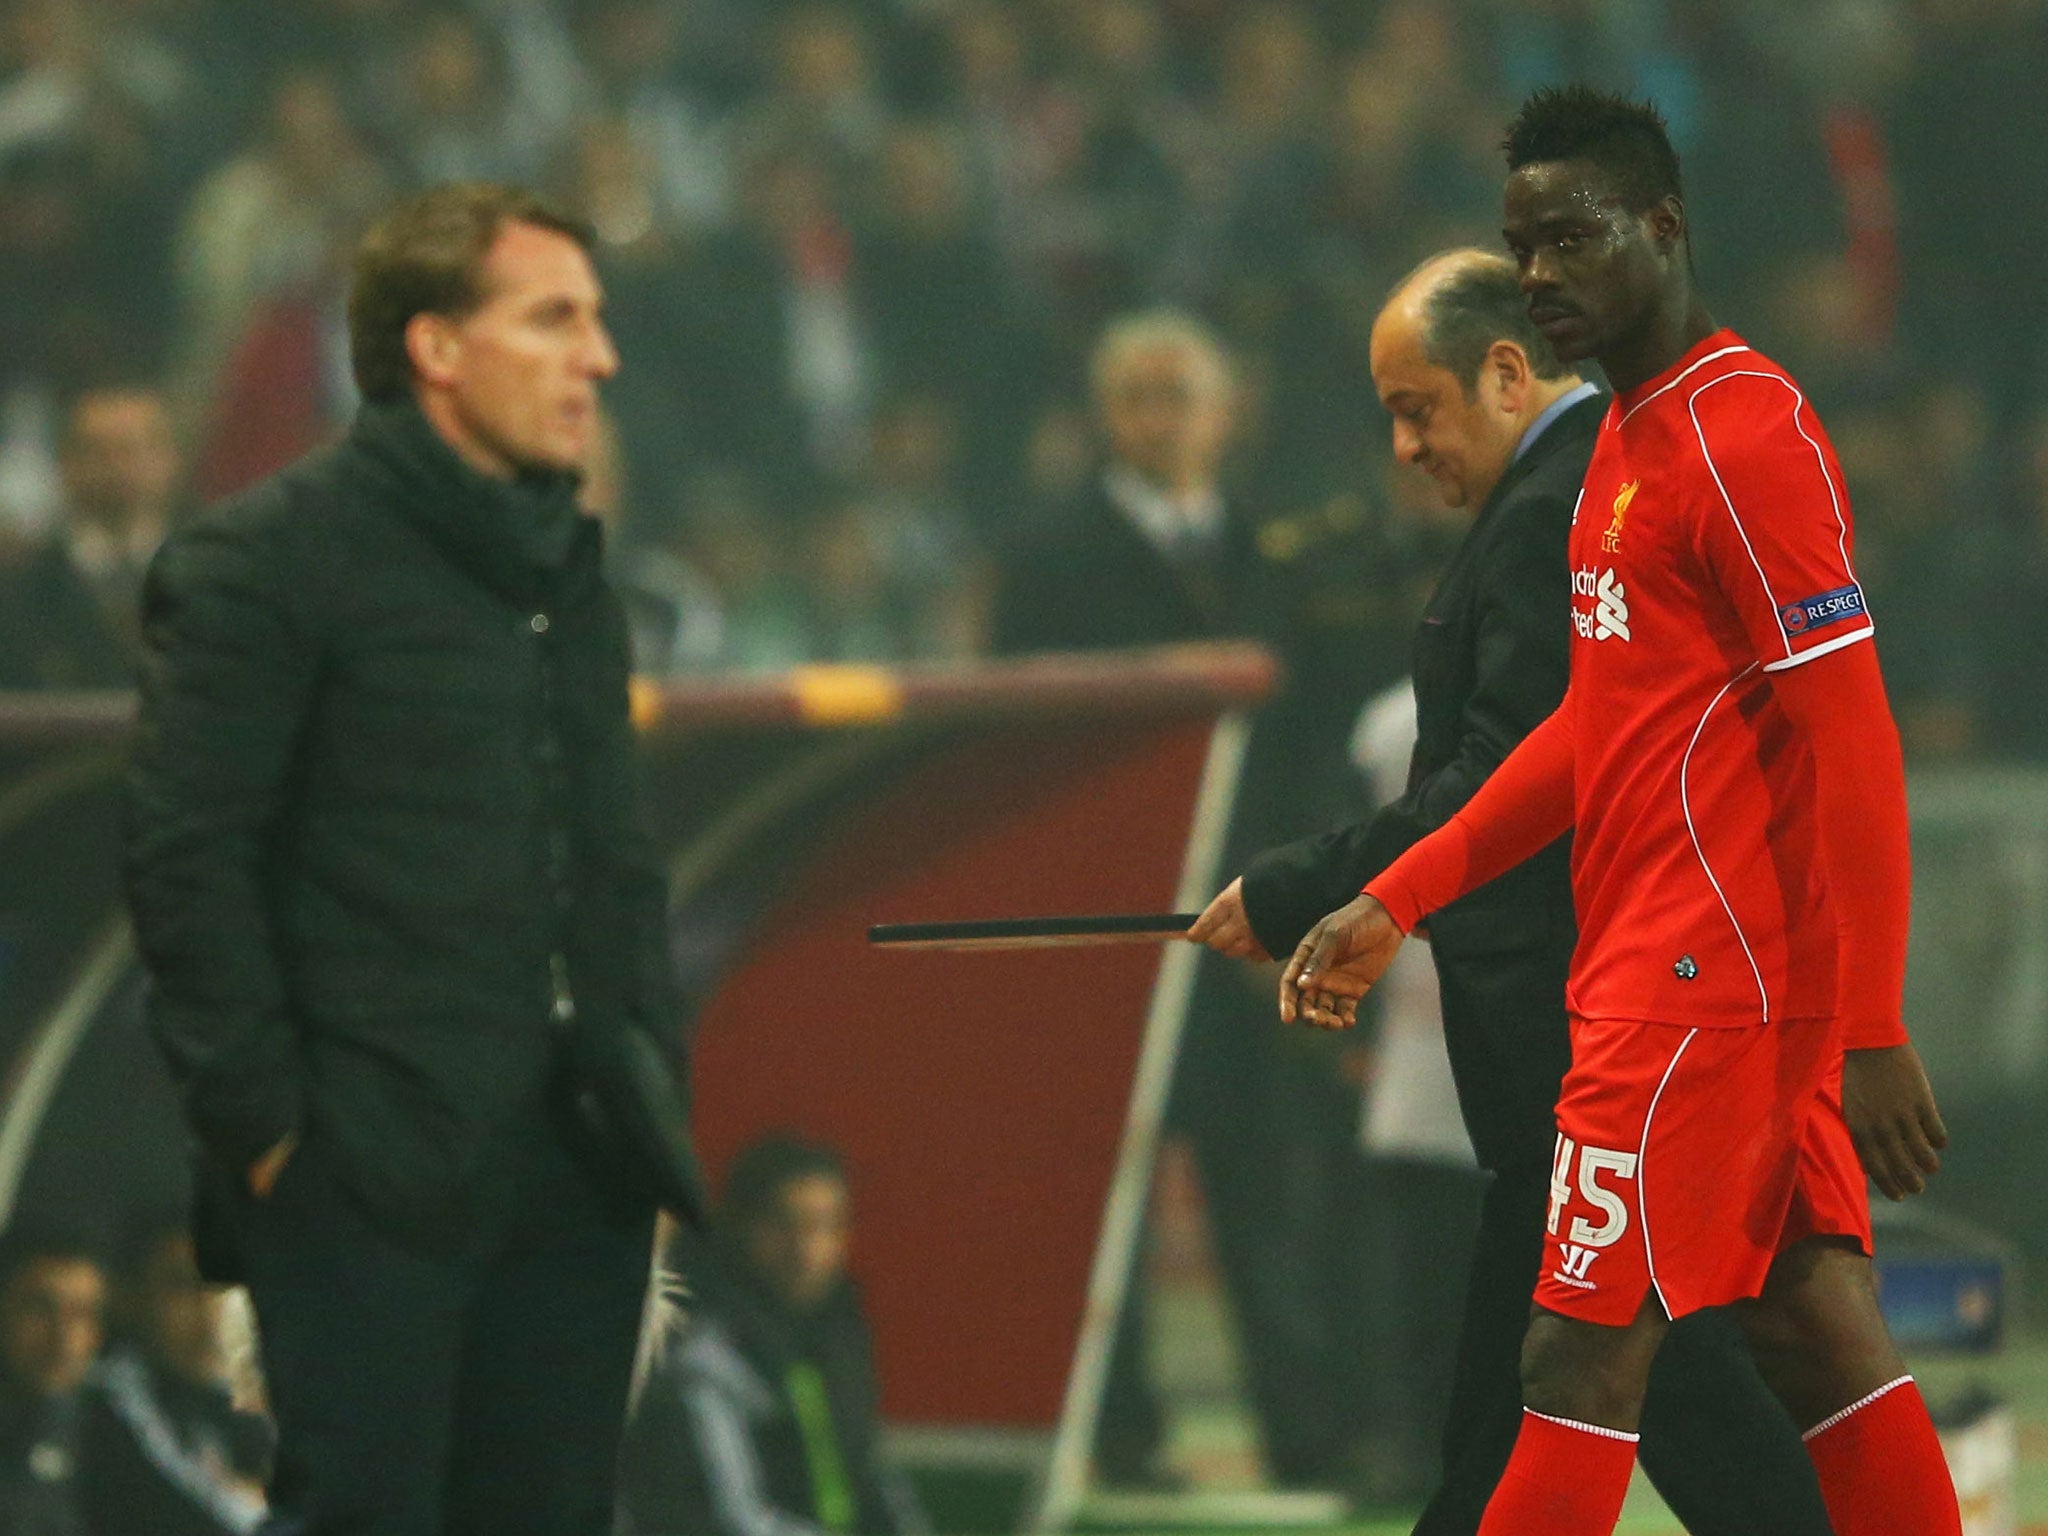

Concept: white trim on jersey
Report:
left=1636, top=1026, right=1699, bottom=1321
left=1619, top=344, right=1752, bottom=425
left=1761, top=625, right=1875, bottom=673
left=1680, top=664, right=1772, bottom=1022
left=1525, top=1409, right=1641, bottom=1445
left=1777, top=375, right=1863, bottom=605
left=1689, top=382, right=1792, bottom=664
left=1687, top=369, right=1869, bottom=670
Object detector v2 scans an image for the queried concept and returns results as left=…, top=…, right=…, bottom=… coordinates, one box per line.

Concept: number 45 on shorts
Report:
left=1549, top=1135, right=1639, bottom=1288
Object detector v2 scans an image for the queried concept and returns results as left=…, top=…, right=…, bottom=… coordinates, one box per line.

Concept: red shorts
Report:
left=1533, top=1014, right=1871, bottom=1326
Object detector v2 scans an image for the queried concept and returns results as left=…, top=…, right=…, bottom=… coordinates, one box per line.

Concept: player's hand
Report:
left=247, top=1134, right=298, bottom=1200
left=1842, top=1043, right=1947, bottom=1201
left=1185, top=878, right=1269, bottom=961
left=1278, top=894, right=1404, bottom=1030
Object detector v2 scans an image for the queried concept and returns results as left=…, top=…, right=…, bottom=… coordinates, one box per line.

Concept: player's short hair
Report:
left=349, top=182, right=594, bottom=403
left=721, top=1135, right=847, bottom=1231
left=1089, top=311, right=1234, bottom=403
left=1403, top=252, right=1569, bottom=396
left=1503, top=85, right=1682, bottom=213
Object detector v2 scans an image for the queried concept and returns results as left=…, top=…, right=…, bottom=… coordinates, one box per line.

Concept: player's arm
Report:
left=123, top=507, right=317, bottom=1194
left=1279, top=688, right=1576, bottom=1027
left=1688, top=371, right=1944, bottom=1198
left=1202, top=489, right=1575, bottom=963
left=1771, top=646, right=1946, bottom=1199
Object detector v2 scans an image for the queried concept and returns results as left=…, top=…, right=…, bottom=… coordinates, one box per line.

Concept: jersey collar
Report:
left=1614, top=329, right=1749, bottom=420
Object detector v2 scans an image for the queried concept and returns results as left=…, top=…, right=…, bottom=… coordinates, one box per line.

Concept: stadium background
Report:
left=3, top=0, right=2047, bottom=1532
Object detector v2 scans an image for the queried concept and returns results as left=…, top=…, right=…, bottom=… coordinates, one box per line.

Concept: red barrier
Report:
left=0, top=641, right=1275, bottom=1530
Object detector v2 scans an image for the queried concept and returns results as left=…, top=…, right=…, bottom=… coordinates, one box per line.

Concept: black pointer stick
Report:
left=868, top=913, right=1202, bottom=951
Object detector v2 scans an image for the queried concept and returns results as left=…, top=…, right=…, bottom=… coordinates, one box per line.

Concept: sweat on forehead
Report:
left=1509, top=162, right=1640, bottom=218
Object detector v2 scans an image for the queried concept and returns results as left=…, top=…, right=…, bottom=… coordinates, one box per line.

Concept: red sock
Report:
left=1804, top=1376, right=1961, bottom=1535
left=1477, top=1409, right=1637, bottom=1536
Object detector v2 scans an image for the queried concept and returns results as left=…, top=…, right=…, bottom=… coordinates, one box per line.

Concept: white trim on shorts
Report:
left=1636, top=1028, right=1700, bottom=1319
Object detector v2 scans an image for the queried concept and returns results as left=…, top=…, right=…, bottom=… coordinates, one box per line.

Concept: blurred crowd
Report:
left=0, top=1214, right=271, bottom=1534
left=2, top=1139, right=922, bottom=1535
left=1, top=0, right=2044, bottom=755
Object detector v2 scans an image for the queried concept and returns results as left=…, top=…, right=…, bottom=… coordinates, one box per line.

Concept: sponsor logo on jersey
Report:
left=1779, top=583, right=1865, bottom=638
left=1602, top=480, right=1638, bottom=553
left=1572, top=566, right=1632, bottom=642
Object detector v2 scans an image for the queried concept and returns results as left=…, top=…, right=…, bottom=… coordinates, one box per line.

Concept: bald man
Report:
left=1188, top=254, right=1832, bottom=1534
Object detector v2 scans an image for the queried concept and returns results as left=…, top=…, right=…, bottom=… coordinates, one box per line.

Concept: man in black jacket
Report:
left=993, top=311, right=1250, bottom=654
left=1188, top=251, right=1833, bottom=1534
left=0, top=383, right=184, bottom=689
left=124, top=183, right=700, bottom=1536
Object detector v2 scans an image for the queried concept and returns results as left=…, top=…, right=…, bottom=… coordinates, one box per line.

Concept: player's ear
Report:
left=1648, top=195, right=1686, bottom=258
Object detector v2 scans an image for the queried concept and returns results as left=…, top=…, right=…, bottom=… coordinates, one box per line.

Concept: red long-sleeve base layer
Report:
left=1366, top=643, right=1910, bottom=1046
left=1365, top=689, right=1576, bottom=934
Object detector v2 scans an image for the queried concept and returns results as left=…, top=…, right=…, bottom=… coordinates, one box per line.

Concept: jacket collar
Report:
left=1479, top=389, right=1606, bottom=520
left=347, top=397, right=600, bottom=606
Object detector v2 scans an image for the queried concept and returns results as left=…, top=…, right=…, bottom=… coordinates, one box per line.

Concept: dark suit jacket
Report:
left=1238, top=393, right=1604, bottom=1167
left=125, top=399, right=692, bottom=1252
left=992, top=474, right=1253, bottom=654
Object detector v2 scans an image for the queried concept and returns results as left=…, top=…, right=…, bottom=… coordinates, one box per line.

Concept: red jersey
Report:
left=1564, top=330, right=1872, bottom=1030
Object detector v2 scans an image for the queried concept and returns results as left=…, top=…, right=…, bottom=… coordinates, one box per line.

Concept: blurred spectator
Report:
left=858, top=118, right=1039, bottom=493
left=670, top=137, right=874, bottom=487
left=76, top=1217, right=269, bottom=1536
left=0, top=0, right=2018, bottom=763
left=994, top=310, right=1249, bottom=652
left=618, top=1136, right=928, bottom=1536
left=995, top=313, right=1370, bottom=1490
left=1836, top=379, right=2000, bottom=758
left=568, top=0, right=734, bottom=235
left=746, top=5, right=892, bottom=182
left=655, top=469, right=821, bottom=674
left=932, top=0, right=1060, bottom=295
left=1031, top=0, right=1204, bottom=332
left=807, top=396, right=992, bottom=661
left=378, top=10, right=547, bottom=188
left=0, top=1221, right=104, bottom=1536
left=0, top=381, right=182, bottom=687
left=1193, top=1, right=1332, bottom=289
left=171, top=67, right=382, bottom=489
left=1890, top=0, right=2048, bottom=434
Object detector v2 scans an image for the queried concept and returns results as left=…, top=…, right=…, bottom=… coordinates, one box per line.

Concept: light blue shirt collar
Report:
left=1512, top=381, right=1602, bottom=465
